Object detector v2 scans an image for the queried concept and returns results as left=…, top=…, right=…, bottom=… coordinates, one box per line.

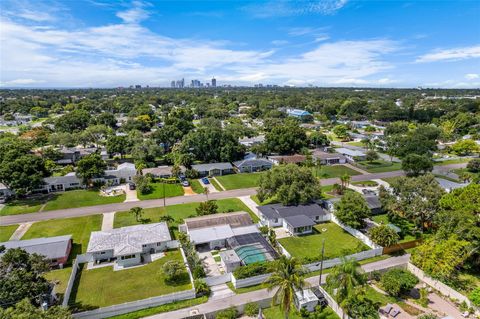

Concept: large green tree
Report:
left=334, top=192, right=370, bottom=229
left=265, top=119, right=307, bottom=155
left=75, top=153, right=106, bottom=185
left=401, top=154, right=433, bottom=177
left=257, top=164, right=321, bottom=205
left=0, top=298, right=71, bottom=319
left=54, top=109, right=91, bottom=132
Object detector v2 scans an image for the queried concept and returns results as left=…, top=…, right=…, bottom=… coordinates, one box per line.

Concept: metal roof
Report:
left=87, top=223, right=171, bottom=256
left=184, top=211, right=252, bottom=231
left=0, top=235, right=72, bottom=260
left=334, top=148, right=366, bottom=157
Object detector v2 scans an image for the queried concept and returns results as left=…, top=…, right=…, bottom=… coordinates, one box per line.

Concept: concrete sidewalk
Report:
left=101, top=212, right=115, bottom=231
left=237, top=195, right=261, bottom=219
left=9, top=222, right=33, bottom=240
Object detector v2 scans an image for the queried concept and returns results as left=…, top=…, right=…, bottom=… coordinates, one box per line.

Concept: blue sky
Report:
left=0, top=0, right=479, bottom=88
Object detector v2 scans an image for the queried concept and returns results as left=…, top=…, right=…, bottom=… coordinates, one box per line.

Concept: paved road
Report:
left=0, top=163, right=466, bottom=226
left=145, top=254, right=410, bottom=319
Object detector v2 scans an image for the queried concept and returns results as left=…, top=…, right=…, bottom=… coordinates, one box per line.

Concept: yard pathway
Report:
left=9, top=222, right=33, bottom=240
left=427, top=292, right=465, bottom=319
left=343, top=163, right=369, bottom=175
left=199, top=178, right=219, bottom=193
left=124, top=184, right=139, bottom=202
left=0, top=163, right=467, bottom=226
left=146, top=254, right=411, bottom=319
left=237, top=196, right=261, bottom=219
left=101, top=212, right=115, bottom=231
left=182, top=186, right=196, bottom=196
left=212, top=177, right=226, bottom=191
left=209, top=284, right=235, bottom=301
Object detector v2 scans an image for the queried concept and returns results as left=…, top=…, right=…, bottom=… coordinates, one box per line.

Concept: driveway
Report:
left=123, top=184, right=139, bottom=202
left=183, top=186, right=196, bottom=196
left=199, top=178, right=219, bottom=193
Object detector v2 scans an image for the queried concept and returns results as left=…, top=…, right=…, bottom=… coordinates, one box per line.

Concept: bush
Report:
left=162, top=260, right=186, bottom=282
left=233, top=262, right=271, bottom=279
left=469, top=287, right=480, bottom=307
left=418, top=315, right=438, bottom=319
left=467, top=158, right=480, bottom=173
left=196, top=200, right=218, bottom=216
left=194, top=279, right=211, bottom=297
left=368, top=225, right=400, bottom=247
left=380, top=269, right=418, bottom=297
left=244, top=302, right=259, bottom=316
left=216, top=307, right=237, bottom=319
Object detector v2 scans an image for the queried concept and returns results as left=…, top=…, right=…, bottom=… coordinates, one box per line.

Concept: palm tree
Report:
left=129, top=206, right=144, bottom=222
left=203, top=186, right=209, bottom=201
left=326, top=257, right=366, bottom=304
left=340, top=173, right=351, bottom=190
left=264, top=256, right=308, bottom=319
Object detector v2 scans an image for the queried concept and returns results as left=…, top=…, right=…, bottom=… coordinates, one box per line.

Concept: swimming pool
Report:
left=235, top=245, right=266, bottom=264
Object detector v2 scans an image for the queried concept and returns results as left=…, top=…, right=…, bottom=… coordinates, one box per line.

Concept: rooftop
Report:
left=284, top=215, right=316, bottom=228
left=87, top=223, right=171, bottom=256
left=233, top=158, right=272, bottom=167
left=258, top=203, right=328, bottom=220
left=184, top=211, right=253, bottom=231
left=335, top=148, right=366, bottom=157
left=191, top=162, right=233, bottom=171
left=0, top=235, right=72, bottom=260
left=268, top=154, right=306, bottom=164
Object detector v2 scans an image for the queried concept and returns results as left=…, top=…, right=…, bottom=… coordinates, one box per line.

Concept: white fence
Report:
left=304, top=248, right=383, bottom=272
left=407, top=263, right=475, bottom=308
left=317, top=285, right=352, bottom=319
left=330, top=214, right=382, bottom=249
left=72, top=289, right=196, bottom=319
left=62, top=257, right=81, bottom=307
left=231, top=273, right=271, bottom=289
left=205, top=273, right=232, bottom=286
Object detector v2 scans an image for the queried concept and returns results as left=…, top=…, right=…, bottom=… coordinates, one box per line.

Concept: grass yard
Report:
left=381, top=176, right=402, bottom=185
left=209, top=178, right=223, bottom=191
left=278, top=223, right=369, bottom=262
left=250, top=195, right=279, bottom=205
left=372, top=213, right=417, bottom=243
left=352, top=180, right=378, bottom=187
left=0, top=197, right=48, bottom=216
left=137, top=182, right=184, bottom=200
left=215, top=172, right=264, bottom=190
left=43, top=190, right=125, bottom=211
left=364, top=286, right=396, bottom=306
left=264, top=305, right=339, bottom=319
left=434, top=158, right=471, bottom=166
left=44, top=267, right=72, bottom=295
left=313, top=165, right=361, bottom=179
left=69, top=249, right=191, bottom=309
left=0, top=225, right=19, bottom=241
left=189, top=179, right=204, bottom=194
left=22, top=215, right=102, bottom=259
left=114, top=198, right=259, bottom=237
left=356, top=160, right=402, bottom=173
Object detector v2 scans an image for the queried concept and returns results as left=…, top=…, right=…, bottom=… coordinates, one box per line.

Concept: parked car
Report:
left=181, top=180, right=190, bottom=187
left=128, top=183, right=136, bottom=190
left=201, top=177, right=210, bottom=184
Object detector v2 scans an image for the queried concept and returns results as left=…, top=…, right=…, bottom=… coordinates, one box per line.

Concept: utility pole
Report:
left=318, top=239, right=326, bottom=287
left=163, top=181, right=166, bottom=207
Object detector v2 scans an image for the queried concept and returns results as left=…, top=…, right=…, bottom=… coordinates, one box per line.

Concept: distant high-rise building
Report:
left=175, top=78, right=184, bottom=88
left=211, top=77, right=216, bottom=87
left=191, top=79, right=201, bottom=88
left=171, top=81, right=176, bottom=88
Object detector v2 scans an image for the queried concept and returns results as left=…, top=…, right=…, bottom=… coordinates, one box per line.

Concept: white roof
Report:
left=232, top=225, right=260, bottom=236
left=188, top=224, right=234, bottom=245
left=335, top=147, right=366, bottom=157
left=87, top=223, right=171, bottom=256
left=295, top=289, right=318, bottom=303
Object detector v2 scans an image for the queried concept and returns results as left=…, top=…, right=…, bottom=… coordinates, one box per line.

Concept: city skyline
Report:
left=0, top=0, right=479, bottom=88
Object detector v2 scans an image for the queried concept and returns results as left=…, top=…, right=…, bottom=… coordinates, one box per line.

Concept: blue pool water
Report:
left=235, top=245, right=266, bottom=264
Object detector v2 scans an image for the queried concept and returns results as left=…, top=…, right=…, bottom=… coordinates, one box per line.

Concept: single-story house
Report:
left=191, top=162, right=234, bottom=177
left=86, top=223, right=174, bottom=268
left=257, top=203, right=330, bottom=235
left=286, top=108, right=312, bottom=119
left=41, top=173, right=82, bottom=193
left=239, top=135, right=265, bottom=147
left=142, top=165, right=186, bottom=178
left=0, top=235, right=72, bottom=268
left=233, top=158, right=273, bottom=173
left=312, top=149, right=347, bottom=165
left=267, top=154, right=306, bottom=165
left=102, top=162, right=136, bottom=184
left=334, top=148, right=366, bottom=162
left=55, top=147, right=109, bottom=165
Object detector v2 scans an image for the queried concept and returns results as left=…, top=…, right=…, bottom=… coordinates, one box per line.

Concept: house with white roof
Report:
left=334, top=147, right=367, bottom=162
left=86, top=222, right=174, bottom=268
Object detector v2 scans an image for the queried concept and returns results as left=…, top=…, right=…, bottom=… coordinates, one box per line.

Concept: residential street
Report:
left=0, top=163, right=466, bottom=226
left=145, top=254, right=411, bottom=319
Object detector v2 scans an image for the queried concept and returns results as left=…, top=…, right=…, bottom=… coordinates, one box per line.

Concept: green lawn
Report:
left=22, top=215, right=103, bottom=259
left=0, top=225, right=18, bottom=241
left=364, top=286, right=396, bottom=306
left=209, top=178, right=223, bottom=191
left=189, top=179, right=204, bottom=194
left=381, top=176, right=402, bottom=185
left=44, top=267, right=72, bottom=295
left=313, top=165, right=362, bottom=179
left=372, top=213, right=418, bottom=243
left=137, top=182, right=184, bottom=200
left=0, top=197, right=48, bottom=216
left=215, top=172, right=264, bottom=190
left=346, top=141, right=365, bottom=147
left=278, top=223, right=369, bottom=262
left=356, top=160, right=402, bottom=173
left=434, top=158, right=471, bottom=166
left=352, top=180, right=378, bottom=187
left=43, top=190, right=125, bottom=211
left=114, top=198, right=259, bottom=237
left=69, top=249, right=191, bottom=309
left=264, top=305, right=339, bottom=319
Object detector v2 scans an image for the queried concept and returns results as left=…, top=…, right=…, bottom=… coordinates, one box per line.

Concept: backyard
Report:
left=355, top=160, right=402, bottom=173
left=313, top=165, right=361, bottom=179
left=137, top=182, right=184, bottom=200
left=215, top=172, right=264, bottom=190
left=113, top=198, right=259, bottom=237
left=22, top=214, right=103, bottom=259
left=43, top=189, right=125, bottom=211
left=371, top=213, right=418, bottom=243
left=69, top=249, right=191, bottom=310
left=0, top=225, right=18, bottom=241
left=278, top=223, right=369, bottom=262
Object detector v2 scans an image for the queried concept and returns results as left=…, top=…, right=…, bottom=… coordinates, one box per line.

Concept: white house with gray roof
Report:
left=86, top=223, right=174, bottom=268
left=233, top=158, right=273, bottom=173
left=191, top=162, right=234, bottom=177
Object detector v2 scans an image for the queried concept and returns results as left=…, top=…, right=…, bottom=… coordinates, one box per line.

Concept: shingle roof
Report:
left=87, top=223, right=171, bottom=256
left=268, top=154, right=306, bottom=164
left=364, top=195, right=382, bottom=210
left=258, top=203, right=327, bottom=220
left=233, top=158, right=272, bottom=168
left=192, top=162, right=233, bottom=171
left=312, top=150, right=346, bottom=160
left=0, top=235, right=72, bottom=260
left=43, top=175, right=81, bottom=185
left=284, top=215, right=316, bottom=228
left=184, top=211, right=252, bottom=231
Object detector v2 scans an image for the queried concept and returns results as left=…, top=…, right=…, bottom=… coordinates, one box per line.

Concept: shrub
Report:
left=380, top=269, right=418, bottom=297
left=244, top=302, right=259, bottom=316
left=467, top=158, right=480, bottom=173
left=418, top=315, right=438, bottom=319
left=216, top=307, right=237, bottom=319
left=194, top=279, right=211, bottom=297
left=469, top=287, right=480, bottom=307
left=196, top=200, right=218, bottom=216
left=162, top=260, right=186, bottom=281
left=233, top=262, right=271, bottom=279
left=368, top=225, right=400, bottom=247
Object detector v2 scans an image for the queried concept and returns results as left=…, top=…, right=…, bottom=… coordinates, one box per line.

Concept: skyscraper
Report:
left=170, top=81, right=176, bottom=88
left=211, top=77, right=216, bottom=87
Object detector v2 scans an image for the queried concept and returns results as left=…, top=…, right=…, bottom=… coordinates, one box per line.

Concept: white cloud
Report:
left=244, top=0, right=348, bottom=18
left=116, top=1, right=151, bottom=24
left=465, top=73, right=479, bottom=80
left=271, top=40, right=289, bottom=46
left=0, top=78, right=45, bottom=86
left=416, top=45, right=480, bottom=63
